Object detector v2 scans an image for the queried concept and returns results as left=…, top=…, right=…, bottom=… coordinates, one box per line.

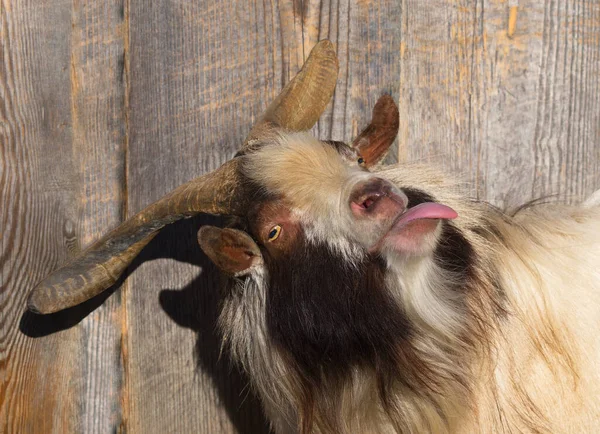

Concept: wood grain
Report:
left=2, top=0, right=599, bottom=433
left=397, top=0, right=600, bottom=208
left=125, top=1, right=285, bottom=431
left=1, top=0, right=126, bottom=432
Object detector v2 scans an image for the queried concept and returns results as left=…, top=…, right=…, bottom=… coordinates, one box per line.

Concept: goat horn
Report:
left=245, top=40, right=339, bottom=144
left=27, top=41, right=339, bottom=314
left=28, top=159, right=245, bottom=314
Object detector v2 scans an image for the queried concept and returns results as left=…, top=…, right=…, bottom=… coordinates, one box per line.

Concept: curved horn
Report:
left=28, top=159, right=245, bottom=314
left=28, top=41, right=339, bottom=314
left=245, top=40, right=339, bottom=144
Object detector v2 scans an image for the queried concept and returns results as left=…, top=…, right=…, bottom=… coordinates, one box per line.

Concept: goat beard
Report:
left=256, top=228, right=483, bottom=433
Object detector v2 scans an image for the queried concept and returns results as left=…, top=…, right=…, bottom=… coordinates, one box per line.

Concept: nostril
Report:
left=352, top=193, right=384, bottom=214
left=349, top=178, right=404, bottom=217
left=363, top=198, right=375, bottom=209
left=360, top=194, right=381, bottom=209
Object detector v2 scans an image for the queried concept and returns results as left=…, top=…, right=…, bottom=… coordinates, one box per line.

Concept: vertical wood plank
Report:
left=527, top=0, right=600, bottom=202
left=397, top=0, right=491, bottom=182
left=1, top=0, right=126, bottom=432
left=397, top=0, right=600, bottom=207
left=126, top=1, right=279, bottom=432
left=68, top=3, right=127, bottom=430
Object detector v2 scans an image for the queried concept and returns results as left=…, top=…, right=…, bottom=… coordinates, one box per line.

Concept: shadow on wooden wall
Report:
left=19, top=215, right=271, bottom=434
left=153, top=216, right=271, bottom=434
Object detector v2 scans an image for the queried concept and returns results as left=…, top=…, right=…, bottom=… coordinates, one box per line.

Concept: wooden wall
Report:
left=2, top=0, right=599, bottom=432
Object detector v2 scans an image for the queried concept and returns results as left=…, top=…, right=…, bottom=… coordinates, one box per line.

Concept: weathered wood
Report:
left=0, top=0, right=126, bottom=432
left=2, top=0, right=599, bottom=433
left=398, top=0, right=600, bottom=208
left=124, top=1, right=270, bottom=432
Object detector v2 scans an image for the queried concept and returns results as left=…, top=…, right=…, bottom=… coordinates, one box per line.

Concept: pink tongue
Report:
left=396, top=202, right=458, bottom=226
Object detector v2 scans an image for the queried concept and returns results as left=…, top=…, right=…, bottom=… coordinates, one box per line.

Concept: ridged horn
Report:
left=28, top=40, right=339, bottom=314
left=28, top=159, right=245, bottom=314
left=245, top=40, right=339, bottom=144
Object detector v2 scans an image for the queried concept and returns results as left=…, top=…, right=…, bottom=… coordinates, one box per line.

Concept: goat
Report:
left=28, top=41, right=600, bottom=433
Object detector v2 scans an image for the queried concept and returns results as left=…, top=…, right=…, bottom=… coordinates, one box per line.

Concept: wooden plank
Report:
left=397, top=0, right=600, bottom=207
left=527, top=0, right=600, bottom=202
left=1, top=0, right=126, bottom=432
left=317, top=0, right=403, bottom=163
left=125, top=1, right=276, bottom=432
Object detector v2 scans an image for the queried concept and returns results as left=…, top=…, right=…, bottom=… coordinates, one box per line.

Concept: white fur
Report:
left=223, top=136, right=600, bottom=433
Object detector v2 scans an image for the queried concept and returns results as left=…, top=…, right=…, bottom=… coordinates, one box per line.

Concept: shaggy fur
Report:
left=215, top=132, right=600, bottom=434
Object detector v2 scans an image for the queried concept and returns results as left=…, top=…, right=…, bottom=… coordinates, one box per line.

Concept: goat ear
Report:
left=351, top=95, right=399, bottom=167
left=198, top=226, right=263, bottom=276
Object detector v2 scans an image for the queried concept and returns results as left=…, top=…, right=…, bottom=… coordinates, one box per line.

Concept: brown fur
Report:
left=214, top=133, right=600, bottom=433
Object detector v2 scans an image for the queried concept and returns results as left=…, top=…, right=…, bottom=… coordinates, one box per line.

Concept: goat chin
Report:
left=221, top=162, right=600, bottom=434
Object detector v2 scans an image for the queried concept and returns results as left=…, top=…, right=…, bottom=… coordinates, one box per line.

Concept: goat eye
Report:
left=267, top=225, right=282, bottom=242
left=357, top=156, right=365, bottom=166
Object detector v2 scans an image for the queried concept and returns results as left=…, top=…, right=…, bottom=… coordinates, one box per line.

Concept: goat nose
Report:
left=349, top=178, right=407, bottom=220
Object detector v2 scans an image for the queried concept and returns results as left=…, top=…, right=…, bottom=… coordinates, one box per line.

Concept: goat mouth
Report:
left=370, top=202, right=458, bottom=252
left=392, top=202, right=457, bottom=228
